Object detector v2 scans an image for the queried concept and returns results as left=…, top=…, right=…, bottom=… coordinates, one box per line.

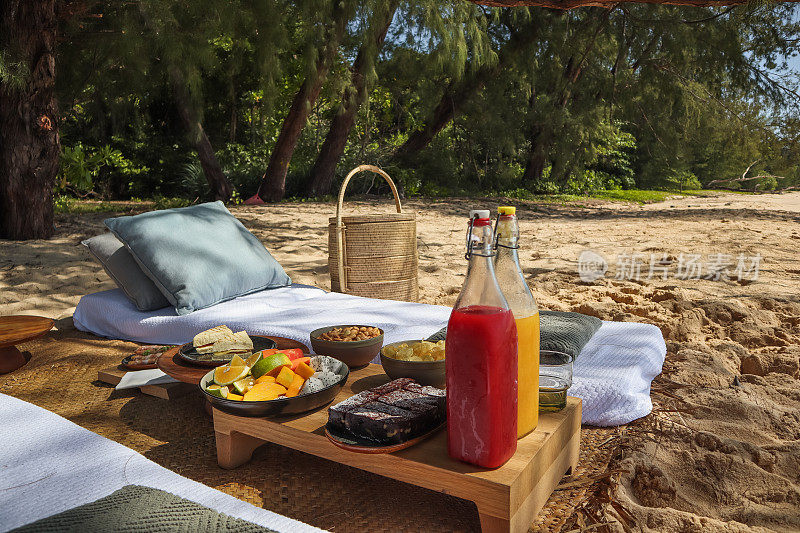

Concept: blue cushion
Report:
left=105, top=201, right=291, bottom=315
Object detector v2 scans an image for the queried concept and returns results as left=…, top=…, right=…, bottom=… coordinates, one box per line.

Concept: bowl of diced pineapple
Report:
left=380, top=340, right=446, bottom=388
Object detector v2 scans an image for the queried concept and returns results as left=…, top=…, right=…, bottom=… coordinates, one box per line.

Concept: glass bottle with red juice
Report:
left=445, top=209, right=519, bottom=469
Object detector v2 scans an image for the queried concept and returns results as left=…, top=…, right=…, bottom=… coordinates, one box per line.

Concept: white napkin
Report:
left=115, top=369, right=178, bottom=390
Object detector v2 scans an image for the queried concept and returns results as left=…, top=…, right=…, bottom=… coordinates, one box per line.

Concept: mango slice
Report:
left=243, top=382, right=286, bottom=401
left=275, top=366, right=296, bottom=388
left=285, top=374, right=305, bottom=398
left=295, top=362, right=315, bottom=379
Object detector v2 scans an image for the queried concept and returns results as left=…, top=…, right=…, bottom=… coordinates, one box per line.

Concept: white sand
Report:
left=2, top=191, right=800, bottom=531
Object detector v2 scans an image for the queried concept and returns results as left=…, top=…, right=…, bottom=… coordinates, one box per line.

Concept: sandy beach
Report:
left=2, top=191, right=799, bottom=531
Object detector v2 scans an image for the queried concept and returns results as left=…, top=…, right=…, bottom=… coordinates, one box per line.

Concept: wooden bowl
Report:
left=309, top=325, right=384, bottom=368
left=380, top=340, right=445, bottom=388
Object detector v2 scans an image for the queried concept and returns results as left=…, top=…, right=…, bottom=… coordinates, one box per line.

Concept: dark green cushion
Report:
left=105, top=201, right=291, bottom=315
left=426, top=310, right=602, bottom=359
left=11, top=485, right=276, bottom=533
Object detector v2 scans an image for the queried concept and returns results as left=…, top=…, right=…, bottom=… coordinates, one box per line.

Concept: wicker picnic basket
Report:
left=328, top=165, right=418, bottom=302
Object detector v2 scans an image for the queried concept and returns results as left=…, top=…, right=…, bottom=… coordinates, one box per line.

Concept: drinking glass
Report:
left=539, top=350, right=573, bottom=412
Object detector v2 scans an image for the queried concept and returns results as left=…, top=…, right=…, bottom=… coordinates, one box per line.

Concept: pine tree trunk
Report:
left=522, top=11, right=610, bottom=189
left=390, top=19, right=541, bottom=163
left=0, top=0, right=59, bottom=240
left=306, top=4, right=398, bottom=197
left=522, top=126, right=548, bottom=185
left=256, top=3, right=350, bottom=202
left=257, top=72, right=328, bottom=202
left=168, top=66, right=232, bottom=202
left=390, top=82, right=470, bottom=163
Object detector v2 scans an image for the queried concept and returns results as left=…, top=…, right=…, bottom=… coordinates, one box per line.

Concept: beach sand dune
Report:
left=2, top=192, right=799, bottom=531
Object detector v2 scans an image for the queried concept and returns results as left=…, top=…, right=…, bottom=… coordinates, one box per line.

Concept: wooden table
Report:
left=0, top=316, right=54, bottom=374
left=213, top=364, right=581, bottom=532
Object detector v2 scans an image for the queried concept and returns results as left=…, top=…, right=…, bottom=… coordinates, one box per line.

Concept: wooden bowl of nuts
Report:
left=309, top=325, right=384, bottom=368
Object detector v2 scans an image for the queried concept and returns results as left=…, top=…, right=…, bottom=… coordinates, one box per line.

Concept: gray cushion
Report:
left=104, top=201, right=291, bottom=315
left=82, top=232, right=171, bottom=311
left=425, top=310, right=602, bottom=359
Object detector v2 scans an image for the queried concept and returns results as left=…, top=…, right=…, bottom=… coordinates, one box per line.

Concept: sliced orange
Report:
left=245, top=352, right=262, bottom=368
left=230, top=354, right=247, bottom=367
left=213, top=361, right=249, bottom=386
left=227, top=392, right=244, bottom=401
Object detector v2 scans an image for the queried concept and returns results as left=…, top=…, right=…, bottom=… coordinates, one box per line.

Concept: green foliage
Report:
left=53, top=1, right=800, bottom=203
left=58, top=144, right=143, bottom=193
left=152, top=196, right=195, bottom=210
left=665, top=171, right=703, bottom=192
left=53, top=196, right=117, bottom=214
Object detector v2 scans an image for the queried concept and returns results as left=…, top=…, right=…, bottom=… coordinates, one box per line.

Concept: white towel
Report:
left=74, top=286, right=665, bottom=426
left=0, top=393, right=324, bottom=532
left=74, top=284, right=450, bottom=349
left=571, top=321, right=665, bottom=426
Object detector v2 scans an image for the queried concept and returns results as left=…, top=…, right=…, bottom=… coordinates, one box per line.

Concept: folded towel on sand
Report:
left=74, top=286, right=665, bottom=426
left=426, top=310, right=603, bottom=359
left=12, top=485, right=275, bottom=533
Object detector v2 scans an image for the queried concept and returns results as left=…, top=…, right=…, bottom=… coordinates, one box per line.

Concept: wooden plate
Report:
left=178, top=336, right=277, bottom=367
left=324, top=421, right=446, bottom=454
left=120, top=354, right=158, bottom=371
left=121, top=346, right=175, bottom=370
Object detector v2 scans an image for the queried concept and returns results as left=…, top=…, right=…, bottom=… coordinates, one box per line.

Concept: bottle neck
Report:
left=494, top=217, right=537, bottom=316
left=455, top=218, right=509, bottom=312
left=496, top=216, right=520, bottom=260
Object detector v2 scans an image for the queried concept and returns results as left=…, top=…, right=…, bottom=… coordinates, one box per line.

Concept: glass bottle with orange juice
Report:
left=494, top=206, right=540, bottom=438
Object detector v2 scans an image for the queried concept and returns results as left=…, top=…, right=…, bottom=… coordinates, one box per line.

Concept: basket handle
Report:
left=335, top=165, right=403, bottom=292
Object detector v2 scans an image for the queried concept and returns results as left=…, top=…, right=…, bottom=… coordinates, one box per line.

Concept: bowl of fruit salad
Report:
left=200, top=350, right=349, bottom=417
left=380, top=340, right=446, bottom=388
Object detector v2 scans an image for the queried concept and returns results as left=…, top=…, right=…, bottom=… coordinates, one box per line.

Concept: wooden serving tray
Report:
left=97, top=367, right=194, bottom=400
left=213, top=364, right=581, bottom=532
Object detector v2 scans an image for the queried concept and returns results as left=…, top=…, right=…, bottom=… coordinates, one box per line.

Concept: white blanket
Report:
left=74, top=286, right=665, bottom=426
left=0, top=393, right=323, bottom=532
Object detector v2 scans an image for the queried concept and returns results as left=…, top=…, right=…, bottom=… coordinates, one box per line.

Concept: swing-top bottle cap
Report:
left=469, top=209, right=490, bottom=220
left=498, top=206, right=516, bottom=216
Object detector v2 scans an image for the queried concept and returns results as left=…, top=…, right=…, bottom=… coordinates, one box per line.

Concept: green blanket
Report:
left=12, top=485, right=277, bottom=533
left=426, top=310, right=602, bottom=359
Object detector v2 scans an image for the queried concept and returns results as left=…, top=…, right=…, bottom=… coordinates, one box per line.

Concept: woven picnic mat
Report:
left=0, top=327, right=623, bottom=532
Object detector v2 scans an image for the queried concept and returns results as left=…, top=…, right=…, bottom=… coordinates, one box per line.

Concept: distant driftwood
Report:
left=470, top=0, right=798, bottom=8
left=707, top=175, right=797, bottom=193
